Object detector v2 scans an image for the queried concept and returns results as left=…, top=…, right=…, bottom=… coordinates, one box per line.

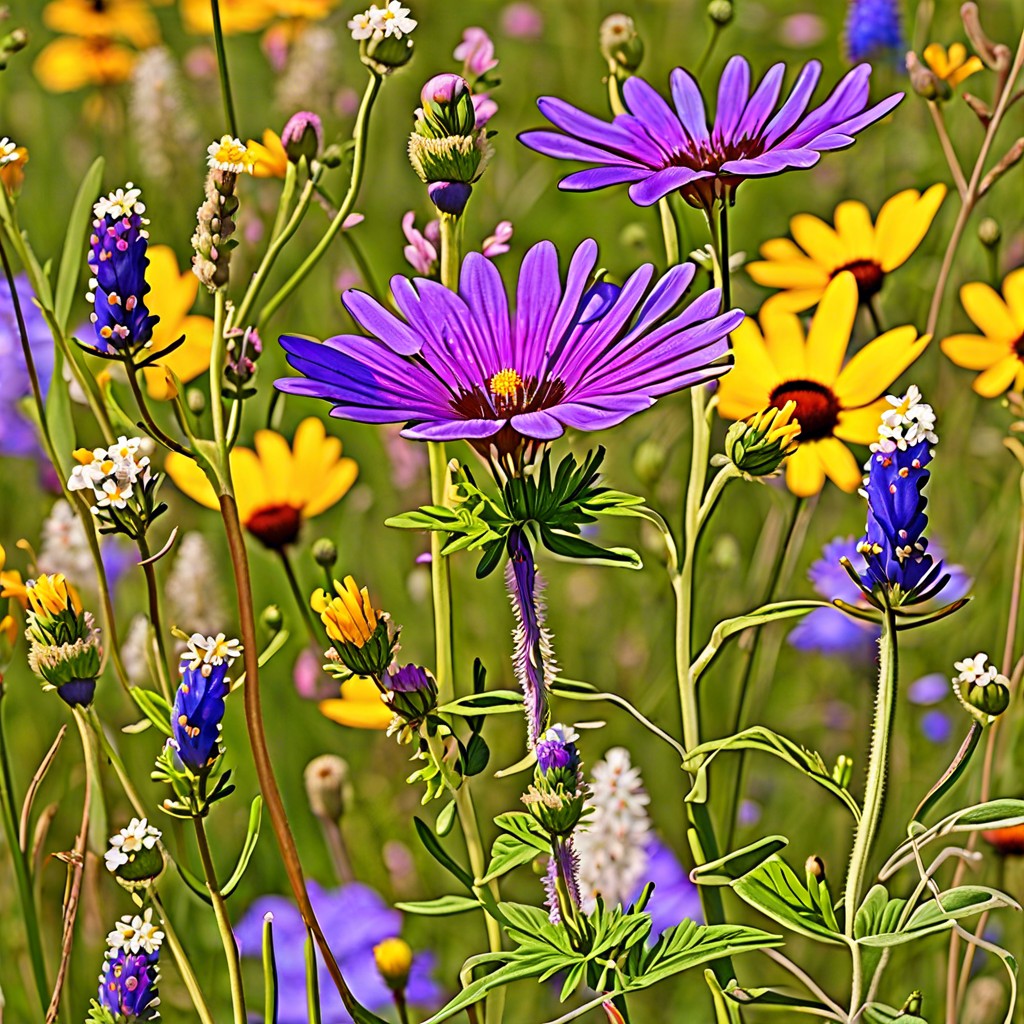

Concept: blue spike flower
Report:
left=97, top=948, right=161, bottom=1020
left=86, top=183, right=159, bottom=357
left=845, top=0, right=904, bottom=64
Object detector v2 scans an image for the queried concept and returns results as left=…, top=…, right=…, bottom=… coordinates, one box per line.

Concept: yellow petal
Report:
left=43, top=0, right=160, bottom=48
left=961, top=281, right=1019, bottom=341
left=804, top=273, right=858, bottom=386
left=834, top=326, right=929, bottom=408
left=716, top=317, right=781, bottom=419
left=923, top=43, right=951, bottom=78
left=833, top=200, right=875, bottom=260
left=940, top=332, right=1008, bottom=371
left=816, top=437, right=863, bottom=492
left=974, top=355, right=1020, bottom=398
left=253, top=430, right=294, bottom=507
left=948, top=55, right=984, bottom=87
left=759, top=237, right=807, bottom=262
left=289, top=418, right=334, bottom=505
left=147, top=246, right=200, bottom=339
left=1001, top=268, right=1024, bottom=328
left=874, top=185, right=946, bottom=272
left=760, top=308, right=808, bottom=381
left=319, top=678, right=392, bottom=730
left=181, top=0, right=277, bottom=33
left=746, top=258, right=830, bottom=290
left=165, top=453, right=220, bottom=511
left=785, top=443, right=826, bottom=497
left=34, top=37, right=136, bottom=92
left=229, top=447, right=269, bottom=523
left=790, top=214, right=846, bottom=269
left=759, top=289, right=826, bottom=316
left=304, top=459, right=358, bottom=518
left=834, top=399, right=889, bottom=444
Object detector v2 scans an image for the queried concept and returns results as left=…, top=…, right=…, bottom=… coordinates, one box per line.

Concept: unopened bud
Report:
left=961, top=3, right=1007, bottom=70
left=281, top=111, right=323, bottom=164
left=906, top=51, right=948, bottom=101
left=900, top=992, right=923, bottom=1016
left=832, top=754, right=854, bottom=789
left=373, top=937, right=412, bottom=992
left=359, top=32, right=414, bottom=73
left=186, top=387, right=206, bottom=414
left=978, top=217, right=1001, bottom=248
left=320, top=143, right=344, bottom=168
left=304, top=754, right=350, bottom=822
left=261, top=604, right=284, bottom=634
left=599, top=14, right=644, bottom=79
left=965, top=677, right=1011, bottom=716
left=805, top=855, right=825, bottom=879
left=312, top=538, right=338, bottom=569
left=717, top=401, right=800, bottom=479
left=416, top=74, right=476, bottom=138
left=707, top=0, right=734, bottom=26
left=2, top=26, right=27, bottom=53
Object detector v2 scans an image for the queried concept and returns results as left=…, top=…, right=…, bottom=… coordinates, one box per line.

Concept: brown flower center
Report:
left=769, top=379, right=840, bottom=441
left=246, top=504, right=302, bottom=550
left=1013, top=334, right=1024, bottom=359
left=832, top=259, right=885, bottom=302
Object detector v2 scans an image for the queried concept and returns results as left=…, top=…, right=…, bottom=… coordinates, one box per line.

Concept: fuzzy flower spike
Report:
left=519, top=56, right=903, bottom=211
left=277, top=239, right=743, bottom=465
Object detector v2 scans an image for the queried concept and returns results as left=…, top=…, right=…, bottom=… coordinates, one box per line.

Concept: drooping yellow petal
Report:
left=948, top=54, right=984, bottom=87
left=834, top=326, right=929, bottom=408
left=961, top=281, right=1019, bottom=341
left=248, top=130, right=289, bottom=179
left=874, top=185, right=946, bottom=272
left=835, top=400, right=889, bottom=444
left=832, top=201, right=875, bottom=261
left=1001, top=268, right=1024, bottom=328
left=716, top=317, right=782, bottom=419
left=974, top=355, right=1019, bottom=398
left=790, top=214, right=846, bottom=270
left=784, top=442, right=826, bottom=497
left=940, top=332, right=1008, bottom=371
left=804, top=272, right=858, bottom=386
left=164, top=452, right=220, bottom=511
left=816, top=437, right=863, bottom=492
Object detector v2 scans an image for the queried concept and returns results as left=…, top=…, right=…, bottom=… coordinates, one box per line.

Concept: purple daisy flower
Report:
left=518, top=56, right=903, bottom=211
left=276, top=239, right=742, bottom=461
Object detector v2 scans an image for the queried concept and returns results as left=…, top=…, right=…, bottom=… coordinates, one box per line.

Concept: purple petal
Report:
left=713, top=55, right=751, bottom=145
left=342, top=289, right=422, bottom=355
left=559, top=166, right=650, bottom=191
left=628, top=166, right=711, bottom=207
left=669, top=67, right=710, bottom=145
left=551, top=396, right=652, bottom=431
left=736, top=63, right=786, bottom=140
left=720, top=149, right=821, bottom=175
left=622, top=76, right=687, bottom=150
left=509, top=409, right=565, bottom=439
left=761, top=60, right=822, bottom=145
left=402, top=418, right=505, bottom=441
left=517, top=129, right=641, bottom=166
left=459, top=252, right=513, bottom=367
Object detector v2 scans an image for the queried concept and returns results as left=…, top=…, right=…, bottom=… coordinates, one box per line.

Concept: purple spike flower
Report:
left=507, top=526, right=556, bottom=749
left=844, top=0, right=903, bottom=64
left=276, top=239, right=742, bottom=462
left=98, top=949, right=161, bottom=1020
left=86, top=184, right=159, bottom=356
left=518, top=56, right=903, bottom=211
left=170, top=657, right=230, bottom=773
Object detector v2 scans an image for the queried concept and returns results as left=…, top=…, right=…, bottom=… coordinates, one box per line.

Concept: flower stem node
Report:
left=373, top=937, right=413, bottom=992
left=311, top=576, right=398, bottom=677
left=598, top=14, right=644, bottom=79
left=523, top=725, right=588, bottom=837
left=716, top=401, right=800, bottom=479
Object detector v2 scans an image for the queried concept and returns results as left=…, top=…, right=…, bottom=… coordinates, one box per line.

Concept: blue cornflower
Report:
left=97, top=949, right=161, bottom=1021
left=844, top=0, right=904, bottom=64
left=86, top=184, right=159, bottom=357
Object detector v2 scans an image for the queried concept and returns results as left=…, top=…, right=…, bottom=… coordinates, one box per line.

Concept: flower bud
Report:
left=311, top=577, right=398, bottom=677
left=104, top=818, right=164, bottom=889
left=599, top=14, right=644, bottom=79
left=382, top=664, right=438, bottom=725
left=964, top=677, right=1011, bottom=716
left=707, top=0, right=734, bottom=26
left=186, top=387, right=206, bottom=414
left=426, top=180, right=473, bottom=216
left=718, top=401, right=800, bottom=479
left=261, top=604, right=284, bottom=634
left=978, top=217, right=1001, bottom=248
left=373, top=937, right=412, bottom=992
left=961, top=2, right=1007, bottom=70
left=900, top=992, right=923, bottom=1017
left=805, top=855, right=825, bottom=879
left=312, top=538, right=338, bottom=569
left=832, top=754, right=854, bottom=789
left=225, top=326, right=262, bottom=387
left=360, top=33, right=414, bottom=74
left=523, top=725, right=587, bottom=837
left=417, top=74, right=477, bottom=138
left=281, top=111, right=323, bottom=164
left=906, top=51, right=948, bottom=101
left=2, top=28, right=29, bottom=55
left=304, top=754, right=350, bottom=822
left=320, top=143, right=344, bottom=169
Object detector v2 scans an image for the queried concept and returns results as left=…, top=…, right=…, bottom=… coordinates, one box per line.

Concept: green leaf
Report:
left=394, top=895, right=481, bottom=916
left=683, top=726, right=860, bottom=819
left=719, top=983, right=833, bottom=1015
left=127, top=687, right=173, bottom=737
left=44, top=343, right=75, bottom=475
left=55, top=157, right=105, bottom=332
left=862, top=1004, right=928, bottom=1024
left=222, top=796, right=263, bottom=899
left=460, top=733, right=489, bottom=776
left=420, top=954, right=555, bottom=1024
left=173, top=858, right=213, bottom=906
left=478, top=834, right=542, bottom=886
left=437, top=690, right=524, bottom=717
left=691, top=835, right=789, bottom=886
left=435, top=800, right=456, bottom=837
left=413, top=817, right=474, bottom=891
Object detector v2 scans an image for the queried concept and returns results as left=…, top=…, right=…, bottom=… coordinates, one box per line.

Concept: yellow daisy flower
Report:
left=0, top=543, right=28, bottom=610
left=319, top=676, right=393, bottom=730
left=34, top=36, right=137, bottom=91
left=164, top=418, right=358, bottom=549
left=940, top=268, right=1024, bottom=397
left=924, top=43, right=984, bottom=88
left=181, top=0, right=278, bottom=34
left=141, top=245, right=215, bottom=400
left=747, top=185, right=946, bottom=314
left=247, top=130, right=289, bottom=179
left=43, top=0, right=160, bottom=48
left=717, top=272, right=929, bottom=497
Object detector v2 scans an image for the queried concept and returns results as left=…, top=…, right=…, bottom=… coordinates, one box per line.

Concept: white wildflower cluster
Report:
left=874, top=386, right=938, bottom=452
left=0, top=137, right=19, bottom=165
left=184, top=632, right=242, bottom=674
left=104, top=817, right=161, bottom=873
left=105, top=907, right=164, bottom=955
left=347, top=1, right=416, bottom=41
left=166, top=533, right=223, bottom=635
left=37, top=499, right=95, bottom=582
left=93, top=182, right=147, bottom=222
left=954, top=652, right=1002, bottom=687
left=129, top=47, right=199, bottom=183
left=67, top=436, right=152, bottom=512
left=575, top=747, right=652, bottom=913
left=206, top=135, right=254, bottom=174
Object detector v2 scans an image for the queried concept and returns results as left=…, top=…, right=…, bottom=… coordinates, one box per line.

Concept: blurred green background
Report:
left=1, top=0, right=1024, bottom=1021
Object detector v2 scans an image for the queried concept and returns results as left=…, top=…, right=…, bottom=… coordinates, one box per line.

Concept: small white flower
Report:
left=95, top=477, right=133, bottom=509
left=379, top=1, right=416, bottom=38
left=876, top=386, right=938, bottom=451
left=954, top=652, right=997, bottom=686
left=104, top=817, right=161, bottom=873
left=105, top=908, right=164, bottom=954
left=185, top=631, right=243, bottom=670
left=0, top=138, right=19, bottom=165
left=93, top=183, right=146, bottom=221
left=347, top=9, right=376, bottom=39
left=541, top=723, right=579, bottom=746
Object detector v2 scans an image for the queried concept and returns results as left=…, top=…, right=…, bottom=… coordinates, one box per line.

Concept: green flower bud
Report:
left=104, top=818, right=164, bottom=890
left=832, top=754, right=854, bottom=789
left=312, top=538, right=338, bottom=569
left=304, top=754, right=351, bottom=823
left=707, top=0, right=734, bottom=25
left=599, top=14, right=644, bottom=79
left=965, top=678, right=1011, bottom=717
left=717, top=401, right=800, bottom=479
left=360, top=33, right=414, bottom=74
left=978, top=217, right=1001, bottom=248
left=261, top=604, right=284, bottom=634
left=186, top=387, right=206, bottom=414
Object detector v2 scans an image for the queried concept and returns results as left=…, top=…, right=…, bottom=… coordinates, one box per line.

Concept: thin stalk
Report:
left=658, top=198, right=680, bottom=267
left=210, top=0, right=239, bottom=137
left=137, top=533, right=173, bottom=701
left=193, top=815, right=247, bottom=1024
left=259, top=72, right=382, bottom=328
left=278, top=547, right=323, bottom=650
left=696, top=23, right=723, bottom=78
left=927, top=102, right=968, bottom=198
left=844, top=599, right=899, bottom=944
left=210, top=290, right=228, bottom=456
left=124, top=356, right=192, bottom=456
left=268, top=162, right=298, bottom=247
left=263, top=912, right=278, bottom=1024
left=86, top=706, right=147, bottom=817
left=0, top=678, right=49, bottom=1014
left=427, top=442, right=455, bottom=705
left=718, top=203, right=732, bottom=310
left=152, top=891, right=217, bottom=1024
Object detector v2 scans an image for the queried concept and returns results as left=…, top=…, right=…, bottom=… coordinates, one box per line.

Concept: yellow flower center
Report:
left=489, top=368, right=523, bottom=399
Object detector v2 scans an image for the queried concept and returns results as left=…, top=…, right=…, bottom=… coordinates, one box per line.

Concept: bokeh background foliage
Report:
left=1, top=0, right=1024, bottom=1021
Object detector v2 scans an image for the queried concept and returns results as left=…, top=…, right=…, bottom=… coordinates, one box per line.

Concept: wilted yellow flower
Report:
left=312, top=577, right=378, bottom=647
left=924, top=42, right=983, bottom=88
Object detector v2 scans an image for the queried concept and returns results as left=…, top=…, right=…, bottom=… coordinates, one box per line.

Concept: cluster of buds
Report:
left=224, top=326, right=263, bottom=393
left=715, top=400, right=799, bottom=479
left=104, top=818, right=164, bottom=890
left=312, top=576, right=398, bottom=678
left=67, top=437, right=165, bottom=540
left=523, top=724, right=588, bottom=837
left=409, top=73, right=494, bottom=217
left=349, top=1, right=416, bottom=73
left=192, top=136, right=253, bottom=292
left=953, top=652, right=1011, bottom=720
left=24, top=574, right=101, bottom=707
left=89, top=909, right=163, bottom=1023
left=85, top=184, right=159, bottom=360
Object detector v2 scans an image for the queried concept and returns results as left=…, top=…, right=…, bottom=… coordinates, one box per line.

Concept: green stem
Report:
left=658, top=199, right=680, bottom=267
left=152, top=891, right=217, bottom=1024
left=268, top=162, right=298, bottom=246
left=427, top=442, right=455, bottom=705
left=258, top=72, right=382, bottom=328
left=278, top=547, right=322, bottom=650
left=210, top=0, right=239, bottom=137
left=124, top=355, right=192, bottom=456
left=844, top=599, right=899, bottom=954
left=210, top=289, right=228, bottom=458
left=193, top=815, right=247, bottom=1024
left=86, top=706, right=147, bottom=816
left=717, top=203, right=732, bottom=310
left=262, top=911, right=278, bottom=1024
left=0, top=678, right=49, bottom=1015
left=696, top=23, right=723, bottom=77
left=137, top=533, right=173, bottom=701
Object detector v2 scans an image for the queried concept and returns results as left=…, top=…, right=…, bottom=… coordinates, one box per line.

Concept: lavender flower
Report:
left=86, top=185, right=159, bottom=357
left=97, top=949, right=161, bottom=1020
left=235, top=882, right=441, bottom=1024
left=281, top=110, right=324, bottom=163
left=844, top=0, right=903, bottom=63
left=519, top=56, right=902, bottom=210
left=276, top=239, right=742, bottom=461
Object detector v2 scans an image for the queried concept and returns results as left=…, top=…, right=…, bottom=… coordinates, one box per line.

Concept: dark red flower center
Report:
left=665, top=137, right=764, bottom=208
left=769, top=379, right=840, bottom=441
left=1013, top=334, right=1024, bottom=359
left=246, top=504, right=302, bottom=549
left=832, top=259, right=885, bottom=302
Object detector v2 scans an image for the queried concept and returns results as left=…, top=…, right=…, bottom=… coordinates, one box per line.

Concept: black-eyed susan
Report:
left=181, top=0, right=277, bottom=34
left=164, top=418, right=357, bottom=549
left=940, top=269, right=1024, bottom=397
left=923, top=43, right=983, bottom=89
left=42, top=0, right=159, bottom=48
left=717, top=272, right=929, bottom=497
left=140, top=245, right=214, bottom=400
left=319, top=676, right=394, bottom=730
left=747, top=185, right=946, bottom=314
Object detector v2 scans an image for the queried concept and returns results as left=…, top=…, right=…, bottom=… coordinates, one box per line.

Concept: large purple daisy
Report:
left=276, top=239, right=743, bottom=460
left=518, top=56, right=903, bottom=210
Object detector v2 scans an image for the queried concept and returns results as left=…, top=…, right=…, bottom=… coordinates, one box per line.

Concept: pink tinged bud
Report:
left=401, top=211, right=438, bottom=275
left=342, top=212, right=364, bottom=230
left=482, top=220, right=513, bottom=258
left=454, top=26, right=499, bottom=77
left=500, top=2, right=544, bottom=39
left=420, top=73, right=468, bottom=108
left=471, top=92, right=498, bottom=127
left=282, top=111, right=324, bottom=163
